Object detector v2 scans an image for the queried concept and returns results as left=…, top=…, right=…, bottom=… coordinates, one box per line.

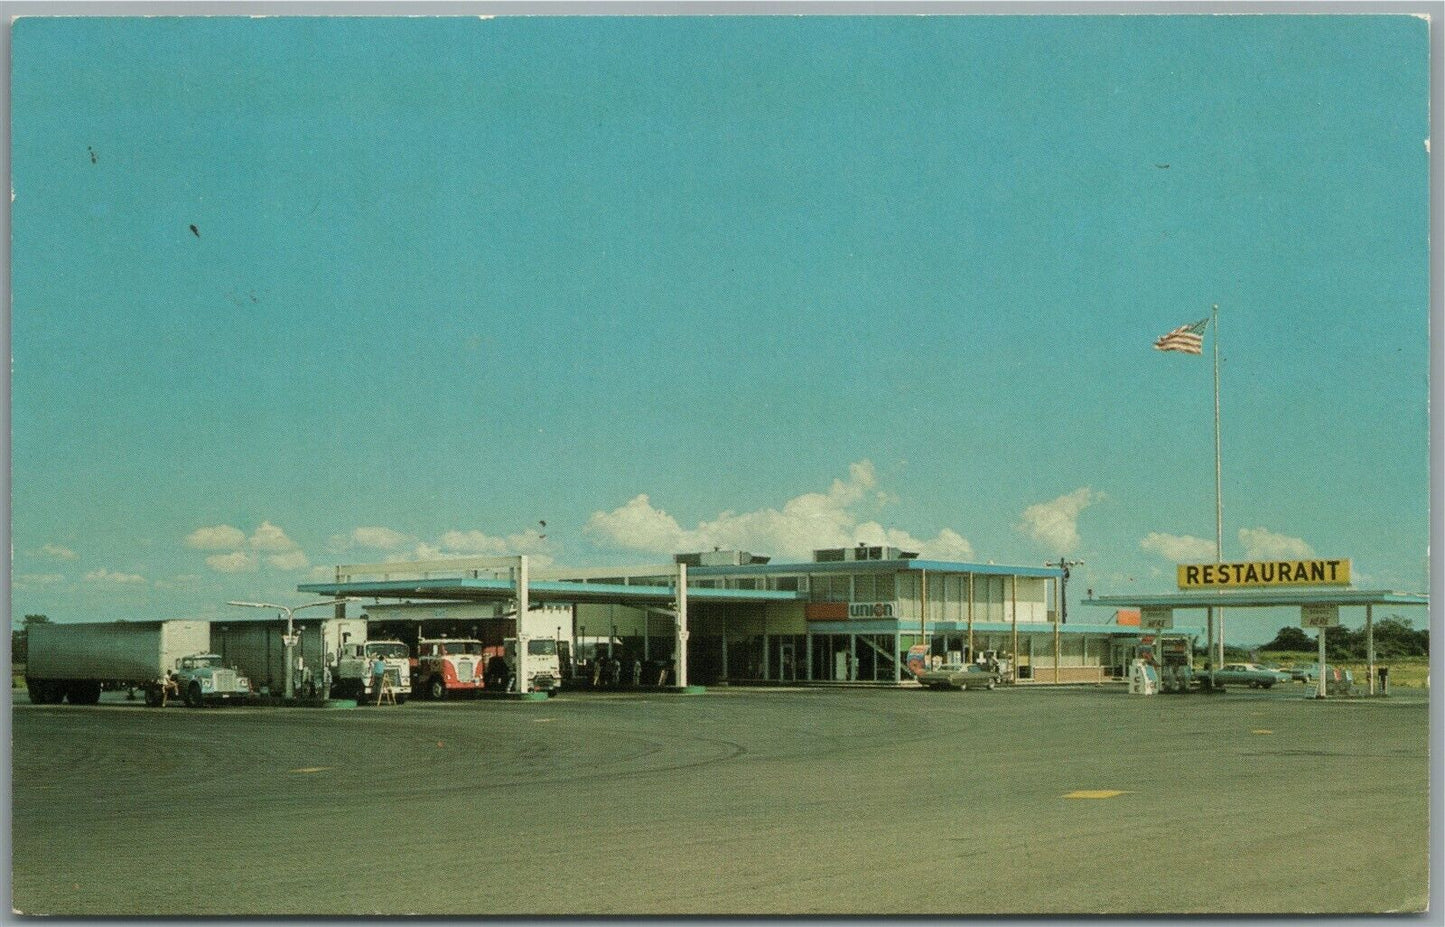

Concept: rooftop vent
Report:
left=813, top=545, right=918, bottom=563
left=674, top=550, right=771, bottom=566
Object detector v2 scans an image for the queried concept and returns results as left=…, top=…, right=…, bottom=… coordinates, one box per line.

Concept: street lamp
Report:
left=1045, top=559, right=1084, bottom=623
left=227, top=599, right=351, bottom=699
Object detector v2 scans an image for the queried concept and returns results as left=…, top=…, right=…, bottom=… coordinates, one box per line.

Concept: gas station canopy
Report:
left=1085, top=589, right=1428, bottom=609
left=298, top=575, right=805, bottom=606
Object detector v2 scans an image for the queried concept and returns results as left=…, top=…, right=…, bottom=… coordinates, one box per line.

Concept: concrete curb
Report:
left=251, top=695, right=351, bottom=708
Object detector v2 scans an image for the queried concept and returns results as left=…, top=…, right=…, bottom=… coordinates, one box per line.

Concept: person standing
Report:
left=370, top=654, right=388, bottom=705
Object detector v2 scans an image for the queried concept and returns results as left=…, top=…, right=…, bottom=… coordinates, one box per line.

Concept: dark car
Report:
left=915, top=663, right=1000, bottom=691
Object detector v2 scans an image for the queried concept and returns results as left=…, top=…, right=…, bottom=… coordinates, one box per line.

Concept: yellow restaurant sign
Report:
left=1177, top=559, right=1350, bottom=590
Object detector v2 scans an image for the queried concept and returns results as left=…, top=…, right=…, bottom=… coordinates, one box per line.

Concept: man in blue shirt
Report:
left=370, top=656, right=388, bottom=705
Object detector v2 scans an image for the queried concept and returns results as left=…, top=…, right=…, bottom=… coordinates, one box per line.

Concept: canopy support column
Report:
left=674, top=562, right=689, bottom=689
left=514, top=555, right=529, bottom=693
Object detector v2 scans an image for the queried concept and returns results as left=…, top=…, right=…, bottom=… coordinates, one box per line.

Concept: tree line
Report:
left=11, top=614, right=50, bottom=665
left=1261, top=615, right=1428, bottom=659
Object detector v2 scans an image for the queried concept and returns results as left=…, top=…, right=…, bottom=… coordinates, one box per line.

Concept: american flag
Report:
left=1153, top=318, right=1210, bottom=354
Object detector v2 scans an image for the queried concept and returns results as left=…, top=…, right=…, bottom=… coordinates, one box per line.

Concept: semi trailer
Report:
left=25, top=620, right=252, bottom=707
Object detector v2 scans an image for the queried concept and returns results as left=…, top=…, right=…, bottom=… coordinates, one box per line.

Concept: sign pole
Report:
left=1316, top=624, right=1327, bottom=699
left=1212, top=304, right=1225, bottom=667
left=1366, top=604, right=1375, bottom=696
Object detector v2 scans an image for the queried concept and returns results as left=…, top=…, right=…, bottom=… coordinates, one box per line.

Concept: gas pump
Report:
left=1158, top=634, right=1195, bottom=693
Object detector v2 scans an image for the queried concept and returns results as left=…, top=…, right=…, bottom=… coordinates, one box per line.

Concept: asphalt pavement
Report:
left=9, top=684, right=1431, bottom=915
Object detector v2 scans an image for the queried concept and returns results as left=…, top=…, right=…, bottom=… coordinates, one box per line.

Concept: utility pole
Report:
left=1048, top=559, right=1085, bottom=624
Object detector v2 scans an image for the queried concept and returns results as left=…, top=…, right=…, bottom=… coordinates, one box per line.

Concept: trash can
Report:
left=1377, top=666, right=1389, bottom=696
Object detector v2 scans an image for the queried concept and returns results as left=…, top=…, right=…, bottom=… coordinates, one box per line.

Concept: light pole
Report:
left=1046, top=559, right=1083, bottom=685
left=1046, top=559, right=1084, bottom=623
left=228, top=599, right=351, bottom=700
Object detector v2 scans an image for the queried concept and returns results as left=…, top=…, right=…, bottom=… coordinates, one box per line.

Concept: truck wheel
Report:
left=429, top=676, right=446, bottom=700
left=185, top=682, right=204, bottom=708
left=68, top=681, right=102, bottom=705
left=394, top=694, right=408, bottom=705
left=144, top=686, right=165, bottom=707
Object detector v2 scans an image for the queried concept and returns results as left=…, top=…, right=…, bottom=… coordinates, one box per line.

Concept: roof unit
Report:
left=813, top=545, right=919, bottom=563
left=674, top=549, right=772, bottom=567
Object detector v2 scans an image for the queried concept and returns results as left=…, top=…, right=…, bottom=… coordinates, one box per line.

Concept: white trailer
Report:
left=211, top=617, right=409, bottom=701
left=25, top=620, right=251, bottom=707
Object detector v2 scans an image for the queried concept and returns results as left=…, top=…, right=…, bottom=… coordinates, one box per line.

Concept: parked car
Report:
left=1291, top=662, right=1343, bottom=684
left=1240, top=662, right=1292, bottom=684
left=1257, top=663, right=1292, bottom=683
left=1210, top=663, right=1282, bottom=689
left=915, top=663, right=1000, bottom=691
left=1292, top=663, right=1354, bottom=691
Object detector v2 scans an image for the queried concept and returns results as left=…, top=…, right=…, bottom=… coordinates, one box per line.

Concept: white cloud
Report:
left=914, top=527, right=975, bottom=561
left=266, top=550, right=311, bottom=571
left=1017, top=488, right=1102, bottom=554
left=1238, top=527, right=1314, bottom=560
left=584, top=461, right=974, bottom=561
left=39, top=544, right=77, bottom=561
left=439, top=528, right=553, bottom=556
left=437, top=530, right=511, bottom=556
left=248, top=521, right=298, bottom=552
left=84, top=568, right=146, bottom=585
left=1140, top=532, right=1217, bottom=562
left=14, top=573, right=64, bottom=588
left=349, top=526, right=412, bottom=550
left=584, top=495, right=688, bottom=553
left=206, top=552, right=257, bottom=573
left=186, top=524, right=246, bottom=550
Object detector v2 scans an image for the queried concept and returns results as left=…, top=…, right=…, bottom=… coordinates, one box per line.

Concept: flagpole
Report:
left=1213, top=303, right=1224, bottom=666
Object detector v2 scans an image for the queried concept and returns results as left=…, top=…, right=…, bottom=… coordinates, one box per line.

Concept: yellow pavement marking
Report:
left=290, top=767, right=331, bottom=774
left=1063, top=790, right=1128, bottom=799
left=1251, top=729, right=1274, bottom=735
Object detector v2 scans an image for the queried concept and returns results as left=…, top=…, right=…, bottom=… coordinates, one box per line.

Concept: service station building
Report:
left=301, top=546, right=1148, bottom=687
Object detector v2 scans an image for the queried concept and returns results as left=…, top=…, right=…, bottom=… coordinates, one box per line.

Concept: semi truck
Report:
left=413, top=636, right=561, bottom=697
left=503, top=636, right=562, bottom=694
left=25, top=620, right=252, bottom=707
left=415, top=638, right=491, bottom=699
left=332, top=637, right=412, bottom=704
left=211, top=617, right=411, bottom=703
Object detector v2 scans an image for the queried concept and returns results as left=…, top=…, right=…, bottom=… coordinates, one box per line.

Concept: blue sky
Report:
left=10, top=15, right=1431, bottom=644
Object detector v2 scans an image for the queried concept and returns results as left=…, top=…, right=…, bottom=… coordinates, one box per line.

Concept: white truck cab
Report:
left=505, top=637, right=561, bottom=694
left=333, top=639, right=411, bottom=703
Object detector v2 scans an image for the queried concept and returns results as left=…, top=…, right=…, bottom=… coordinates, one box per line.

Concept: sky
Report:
left=9, top=14, right=1432, bottom=645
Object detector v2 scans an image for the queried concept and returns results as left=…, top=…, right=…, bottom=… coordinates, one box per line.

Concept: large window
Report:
left=810, top=574, right=850, bottom=602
